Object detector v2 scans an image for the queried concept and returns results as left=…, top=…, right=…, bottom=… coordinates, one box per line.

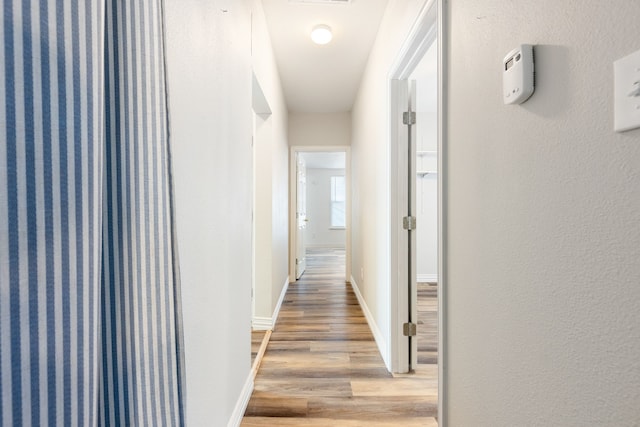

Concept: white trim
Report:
left=350, top=276, right=391, bottom=371
left=389, top=0, right=438, bottom=80
left=226, top=372, right=254, bottom=427
left=252, top=276, right=290, bottom=330
left=437, top=1, right=447, bottom=424
left=417, top=274, right=438, bottom=283
left=251, top=317, right=273, bottom=331
left=272, top=276, right=290, bottom=327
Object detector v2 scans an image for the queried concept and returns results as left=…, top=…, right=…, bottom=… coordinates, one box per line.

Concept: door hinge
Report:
left=403, top=111, right=416, bottom=125
left=403, top=322, right=417, bottom=337
left=403, top=216, right=416, bottom=230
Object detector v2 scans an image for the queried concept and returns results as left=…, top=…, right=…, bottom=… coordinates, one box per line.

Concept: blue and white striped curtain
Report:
left=0, top=1, right=186, bottom=425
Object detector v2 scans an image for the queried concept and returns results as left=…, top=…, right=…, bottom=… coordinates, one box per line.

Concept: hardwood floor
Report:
left=417, top=282, right=438, bottom=366
left=242, top=248, right=438, bottom=426
left=252, top=330, right=268, bottom=366
left=251, top=329, right=272, bottom=380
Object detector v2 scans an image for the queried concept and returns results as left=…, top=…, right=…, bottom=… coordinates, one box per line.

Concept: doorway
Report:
left=410, top=42, right=439, bottom=372
left=289, top=147, right=351, bottom=284
left=388, top=0, right=445, bottom=423
left=389, top=1, right=438, bottom=374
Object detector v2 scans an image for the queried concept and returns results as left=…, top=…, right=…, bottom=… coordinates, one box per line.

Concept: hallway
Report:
left=242, top=248, right=438, bottom=426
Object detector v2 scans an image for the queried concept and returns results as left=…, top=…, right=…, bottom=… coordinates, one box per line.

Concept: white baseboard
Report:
left=350, top=276, right=391, bottom=371
left=227, top=372, right=254, bottom=427
left=306, top=244, right=346, bottom=249
left=271, top=277, right=289, bottom=327
left=417, top=273, right=438, bottom=283
left=252, top=277, right=290, bottom=330
left=251, top=317, right=272, bottom=330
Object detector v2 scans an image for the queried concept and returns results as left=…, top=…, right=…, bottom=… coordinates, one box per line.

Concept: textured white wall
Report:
left=305, top=168, right=347, bottom=248
left=250, top=0, right=291, bottom=323
left=164, top=0, right=288, bottom=424
left=288, top=112, right=352, bottom=147
left=445, top=1, right=640, bottom=425
left=164, top=0, right=252, bottom=424
left=254, top=113, right=273, bottom=320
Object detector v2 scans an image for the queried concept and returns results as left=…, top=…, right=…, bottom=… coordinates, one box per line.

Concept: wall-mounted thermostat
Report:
left=503, top=44, right=535, bottom=105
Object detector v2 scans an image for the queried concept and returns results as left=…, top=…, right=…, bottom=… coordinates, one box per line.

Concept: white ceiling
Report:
left=262, top=0, right=389, bottom=113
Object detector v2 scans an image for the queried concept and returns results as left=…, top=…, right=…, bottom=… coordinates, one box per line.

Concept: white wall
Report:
left=254, top=113, right=274, bottom=321
left=415, top=111, right=437, bottom=281
left=164, top=0, right=288, bottom=424
left=289, top=112, right=351, bottom=147
left=351, top=0, right=432, bottom=369
left=412, top=42, right=439, bottom=282
left=444, top=1, right=640, bottom=425
left=250, top=0, right=291, bottom=325
left=305, top=168, right=346, bottom=248
left=165, top=1, right=252, bottom=424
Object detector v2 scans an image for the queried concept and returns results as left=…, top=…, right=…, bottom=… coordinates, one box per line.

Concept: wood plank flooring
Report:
left=242, top=248, right=438, bottom=426
left=417, top=282, right=438, bottom=365
left=252, top=330, right=268, bottom=366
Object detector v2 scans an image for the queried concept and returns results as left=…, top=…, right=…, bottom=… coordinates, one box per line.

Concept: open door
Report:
left=403, top=80, right=419, bottom=371
left=392, top=77, right=419, bottom=373
left=388, top=0, right=441, bottom=420
left=295, top=154, right=307, bottom=279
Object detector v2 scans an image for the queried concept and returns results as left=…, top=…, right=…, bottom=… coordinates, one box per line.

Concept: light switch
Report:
left=614, top=49, right=640, bottom=132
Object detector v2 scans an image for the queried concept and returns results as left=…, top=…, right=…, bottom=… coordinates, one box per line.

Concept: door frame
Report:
left=388, top=0, right=447, bottom=423
left=289, top=146, right=352, bottom=283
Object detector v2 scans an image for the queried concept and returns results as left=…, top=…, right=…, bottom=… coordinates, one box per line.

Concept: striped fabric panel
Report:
left=0, top=0, right=185, bottom=425
left=100, top=0, right=185, bottom=426
left=0, top=1, right=105, bottom=425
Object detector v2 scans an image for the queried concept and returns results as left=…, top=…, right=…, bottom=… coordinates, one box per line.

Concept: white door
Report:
left=295, top=155, right=307, bottom=279
left=406, top=80, right=418, bottom=370
left=394, top=78, right=419, bottom=372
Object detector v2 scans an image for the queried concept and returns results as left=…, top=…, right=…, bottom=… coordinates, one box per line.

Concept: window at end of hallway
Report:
left=331, top=176, right=346, bottom=229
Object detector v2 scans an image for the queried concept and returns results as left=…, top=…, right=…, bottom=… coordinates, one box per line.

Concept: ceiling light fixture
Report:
left=311, top=25, right=333, bottom=45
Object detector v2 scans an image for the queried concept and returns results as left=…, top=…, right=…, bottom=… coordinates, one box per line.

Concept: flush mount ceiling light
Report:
left=311, top=25, right=333, bottom=45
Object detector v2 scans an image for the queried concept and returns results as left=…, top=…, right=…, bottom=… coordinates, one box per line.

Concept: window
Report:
left=330, top=176, right=345, bottom=228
